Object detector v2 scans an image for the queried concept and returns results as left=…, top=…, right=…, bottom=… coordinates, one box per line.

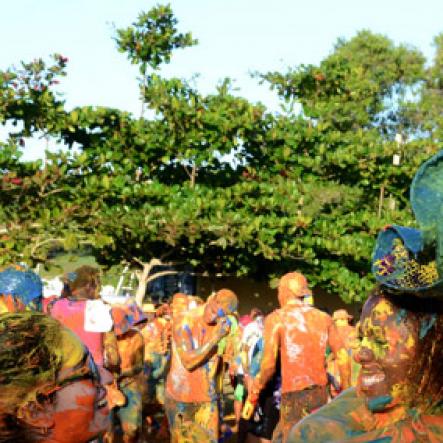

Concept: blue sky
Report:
left=1, top=0, right=442, bottom=159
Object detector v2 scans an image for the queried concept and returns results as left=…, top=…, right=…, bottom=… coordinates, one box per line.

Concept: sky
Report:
left=1, top=0, right=442, bottom=160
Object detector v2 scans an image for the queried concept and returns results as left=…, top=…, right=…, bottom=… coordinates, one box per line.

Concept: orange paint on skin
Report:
left=165, top=290, right=238, bottom=442
left=47, top=330, right=110, bottom=443
left=287, top=295, right=443, bottom=442
left=355, top=295, right=419, bottom=414
left=245, top=272, right=350, bottom=441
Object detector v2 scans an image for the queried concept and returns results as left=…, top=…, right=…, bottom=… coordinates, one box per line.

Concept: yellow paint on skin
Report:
left=405, top=334, right=415, bottom=349
left=60, top=329, right=86, bottom=368
left=335, top=319, right=348, bottom=327
left=288, top=279, right=301, bottom=293
left=390, top=382, right=410, bottom=403
left=336, top=348, right=349, bottom=365
left=360, top=336, right=388, bottom=359
left=372, top=300, right=394, bottom=322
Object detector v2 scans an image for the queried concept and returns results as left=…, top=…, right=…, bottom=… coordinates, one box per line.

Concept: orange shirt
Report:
left=253, top=300, right=342, bottom=395
left=166, top=306, right=220, bottom=403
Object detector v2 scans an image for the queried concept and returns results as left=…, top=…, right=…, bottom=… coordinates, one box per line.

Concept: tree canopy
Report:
left=1, top=6, right=442, bottom=303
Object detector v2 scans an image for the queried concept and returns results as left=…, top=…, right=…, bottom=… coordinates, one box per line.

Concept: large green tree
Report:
left=2, top=9, right=442, bottom=304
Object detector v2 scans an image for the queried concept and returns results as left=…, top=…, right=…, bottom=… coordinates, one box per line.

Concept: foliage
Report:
left=0, top=54, right=67, bottom=136
left=114, top=4, right=197, bottom=74
left=1, top=11, right=443, bottom=303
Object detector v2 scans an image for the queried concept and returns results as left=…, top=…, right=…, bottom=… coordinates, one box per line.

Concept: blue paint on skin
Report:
left=367, top=395, right=393, bottom=412
left=395, top=309, right=407, bottom=325
left=419, top=314, right=437, bottom=339
left=183, top=324, right=194, bottom=349
left=217, top=308, right=231, bottom=327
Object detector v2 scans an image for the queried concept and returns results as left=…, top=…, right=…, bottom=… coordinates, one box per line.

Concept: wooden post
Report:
left=378, top=184, right=385, bottom=218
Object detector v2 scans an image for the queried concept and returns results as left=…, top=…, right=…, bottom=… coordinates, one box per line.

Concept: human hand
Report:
left=214, top=317, right=230, bottom=340
left=242, top=398, right=257, bottom=420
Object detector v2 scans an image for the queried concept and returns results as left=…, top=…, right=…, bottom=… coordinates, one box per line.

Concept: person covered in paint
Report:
left=288, top=150, right=443, bottom=442
left=140, top=301, right=172, bottom=437
left=165, top=288, right=238, bottom=443
left=49, top=265, right=120, bottom=372
left=243, top=272, right=350, bottom=442
left=108, top=304, right=146, bottom=443
left=238, top=313, right=280, bottom=443
left=0, top=264, right=43, bottom=313
left=326, top=309, right=358, bottom=396
left=287, top=288, right=443, bottom=443
left=0, top=312, right=110, bottom=443
left=232, top=308, right=265, bottom=434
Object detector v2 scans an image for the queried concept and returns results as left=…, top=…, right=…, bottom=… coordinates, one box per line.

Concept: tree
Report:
left=251, top=31, right=436, bottom=301
left=114, top=3, right=197, bottom=116
left=2, top=13, right=441, bottom=304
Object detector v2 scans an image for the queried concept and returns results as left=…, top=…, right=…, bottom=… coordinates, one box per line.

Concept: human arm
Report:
left=103, top=330, right=121, bottom=375
left=328, top=322, right=352, bottom=390
left=174, top=317, right=230, bottom=371
left=247, top=313, right=280, bottom=403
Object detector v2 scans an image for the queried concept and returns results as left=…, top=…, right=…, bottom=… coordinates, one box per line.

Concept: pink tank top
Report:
left=50, top=298, right=104, bottom=366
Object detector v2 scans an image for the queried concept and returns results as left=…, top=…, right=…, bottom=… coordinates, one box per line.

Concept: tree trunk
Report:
left=190, top=164, right=197, bottom=188
left=134, top=258, right=178, bottom=306
left=378, top=184, right=385, bottom=218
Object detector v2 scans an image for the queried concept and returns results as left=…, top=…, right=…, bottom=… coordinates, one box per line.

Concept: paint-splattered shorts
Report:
left=117, top=377, right=143, bottom=438
left=272, top=385, right=328, bottom=443
left=165, top=396, right=220, bottom=443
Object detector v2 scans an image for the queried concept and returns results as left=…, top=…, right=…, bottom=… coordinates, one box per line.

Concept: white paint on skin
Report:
left=319, top=332, right=328, bottom=348
left=286, top=342, right=303, bottom=362
left=287, top=310, right=308, bottom=332
left=171, top=342, right=191, bottom=395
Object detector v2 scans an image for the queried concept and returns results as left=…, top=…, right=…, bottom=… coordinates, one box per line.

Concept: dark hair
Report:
left=405, top=299, right=443, bottom=413
left=250, top=308, right=264, bottom=319
left=0, top=313, right=64, bottom=442
left=66, top=265, right=100, bottom=300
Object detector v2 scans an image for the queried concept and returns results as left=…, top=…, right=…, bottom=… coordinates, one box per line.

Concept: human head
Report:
left=332, top=309, right=353, bottom=327
left=156, top=303, right=171, bottom=319
left=0, top=265, right=43, bottom=312
left=203, top=289, right=238, bottom=324
left=355, top=288, right=443, bottom=413
left=0, top=312, right=109, bottom=442
left=65, top=266, right=101, bottom=300
left=250, top=307, right=263, bottom=320
left=278, top=272, right=311, bottom=307
left=111, top=305, right=132, bottom=337
left=188, top=295, right=204, bottom=310
left=125, top=302, right=147, bottom=326
left=142, top=302, right=157, bottom=321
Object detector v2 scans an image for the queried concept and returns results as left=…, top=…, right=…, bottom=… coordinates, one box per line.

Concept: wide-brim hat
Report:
left=0, top=265, right=43, bottom=310
left=142, top=303, right=156, bottom=313
left=372, top=151, right=443, bottom=297
left=332, top=309, right=353, bottom=321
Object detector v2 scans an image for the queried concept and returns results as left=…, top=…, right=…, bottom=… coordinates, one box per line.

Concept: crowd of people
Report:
left=0, top=152, right=443, bottom=443
left=0, top=264, right=358, bottom=443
